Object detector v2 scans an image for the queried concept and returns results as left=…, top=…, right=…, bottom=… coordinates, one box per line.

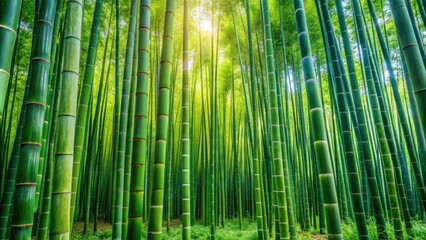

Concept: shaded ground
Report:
left=73, top=220, right=111, bottom=235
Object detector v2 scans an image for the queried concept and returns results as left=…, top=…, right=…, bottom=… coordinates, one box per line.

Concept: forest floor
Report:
left=71, top=217, right=426, bottom=239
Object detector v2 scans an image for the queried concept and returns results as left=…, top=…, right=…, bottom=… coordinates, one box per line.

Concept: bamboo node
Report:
left=20, top=141, right=42, bottom=147
left=37, top=19, right=54, bottom=28
left=15, top=182, right=37, bottom=186
left=26, top=101, right=47, bottom=107
left=140, top=4, right=151, bottom=9
left=0, top=68, right=10, bottom=76
left=0, top=24, right=16, bottom=35
left=11, top=223, right=33, bottom=228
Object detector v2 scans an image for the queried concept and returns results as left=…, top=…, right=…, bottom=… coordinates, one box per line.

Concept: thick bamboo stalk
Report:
left=71, top=0, right=103, bottom=227
left=49, top=0, right=83, bottom=238
left=388, top=0, right=426, bottom=142
left=9, top=0, right=57, bottom=238
left=293, top=0, right=342, bottom=238
left=147, top=1, right=176, bottom=239
left=0, top=0, right=23, bottom=125
left=127, top=1, right=150, bottom=238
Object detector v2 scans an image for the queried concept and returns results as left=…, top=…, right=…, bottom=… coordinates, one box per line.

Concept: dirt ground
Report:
left=72, top=220, right=112, bottom=235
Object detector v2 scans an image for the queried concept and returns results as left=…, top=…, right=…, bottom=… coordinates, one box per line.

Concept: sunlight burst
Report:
left=200, top=19, right=212, bottom=32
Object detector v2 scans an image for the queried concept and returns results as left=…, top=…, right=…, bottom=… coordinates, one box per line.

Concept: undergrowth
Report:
left=72, top=217, right=426, bottom=239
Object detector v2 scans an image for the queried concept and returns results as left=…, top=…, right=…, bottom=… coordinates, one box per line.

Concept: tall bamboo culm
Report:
left=147, top=0, right=176, bottom=239
left=244, top=0, right=266, bottom=238
left=10, top=0, right=57, bottom=238
left=71, top=0, right=103, bottom=227
left=261, top=0, right=289, bottom=238
left=293, top=0, right=343, bottom=238
left=127, top=1, right=150, bottom=239
left=49, top=0, right=83, bottom=238
left=182, top=0, right=191, bottom=239
left=113, top=0, right=137, bottom=238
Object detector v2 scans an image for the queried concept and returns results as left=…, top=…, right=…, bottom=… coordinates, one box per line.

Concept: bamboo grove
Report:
left=2, top=0, right=426, bottom=239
